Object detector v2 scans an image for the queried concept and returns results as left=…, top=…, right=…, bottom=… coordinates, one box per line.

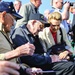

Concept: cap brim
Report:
left=39, top=20, right=50, bottom=27
left=39, top=20, right=47, bottom=24
left=12, top=13, right=23, bottom=20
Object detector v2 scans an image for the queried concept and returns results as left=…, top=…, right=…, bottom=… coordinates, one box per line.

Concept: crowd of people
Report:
left=0, top=0, right=75, bottom=75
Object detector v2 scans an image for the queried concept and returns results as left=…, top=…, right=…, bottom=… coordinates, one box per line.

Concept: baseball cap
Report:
left=0, top=1, right=23, bottom=19
left=29, top=13, right=48, bottom=23
left=29, top=13, right=50, bottom=27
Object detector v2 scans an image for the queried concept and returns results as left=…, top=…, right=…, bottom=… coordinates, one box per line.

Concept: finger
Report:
left=0, top=73, right=9, bottom=75
left=3, top=67, right=19, bottom=75
left=2, top=11, right=6, bottom=16
left=3, top=61, right=20, bottom=70
left=66, top=56, right=70, bottom=60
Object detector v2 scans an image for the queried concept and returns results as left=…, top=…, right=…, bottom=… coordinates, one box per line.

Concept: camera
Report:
left=70, top=2, right=75, bottom=6
left=64, top=1, right=75, bottom=7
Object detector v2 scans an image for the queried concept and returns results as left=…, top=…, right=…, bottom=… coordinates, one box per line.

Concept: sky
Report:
left=3, top=0, right=75, bottom=22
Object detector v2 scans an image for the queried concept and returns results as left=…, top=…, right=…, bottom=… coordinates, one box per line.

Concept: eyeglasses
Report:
left=60, top=2, right=64, bottom=4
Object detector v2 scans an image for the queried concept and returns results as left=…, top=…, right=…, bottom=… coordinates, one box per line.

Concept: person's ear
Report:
left=2, top=11, right=6, bottom=17
left=2, top=11, right=6, bottom=22
left=32, top=20, right=36, bottom=26
left=0, top=11, right=6, bottom=24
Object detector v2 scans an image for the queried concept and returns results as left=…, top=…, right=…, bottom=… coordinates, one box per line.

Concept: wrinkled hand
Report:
left=59, top=51, right=70, bottom=60
left=26, top=67, right=43, bottom=75
left=50, top=55, right=61, bottom=63
left=16, top=42, right=35, bottom=56
left=0, top=11, right=6, bottom=24
left=0, top=61, right=20, bottom=75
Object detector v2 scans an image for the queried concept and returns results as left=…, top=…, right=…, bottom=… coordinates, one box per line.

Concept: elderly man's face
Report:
left=50, top=19, right=61, bottom=32
left=30, top=20, right=44, bottom=36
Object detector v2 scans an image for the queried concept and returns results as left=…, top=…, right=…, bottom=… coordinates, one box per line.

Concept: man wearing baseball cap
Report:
left=0, top=1, right=43, bottom=75
left=0, top=1, right=23, bottom=20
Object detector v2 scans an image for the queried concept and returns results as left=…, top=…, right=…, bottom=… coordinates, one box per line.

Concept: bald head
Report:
left=52, top=0, right=63, bottom=9
left=30, top=0, right=42, bottom=8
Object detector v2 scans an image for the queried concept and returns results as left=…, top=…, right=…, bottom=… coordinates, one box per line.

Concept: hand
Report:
left=4, top=42, right=35, bottom=60
left=0, top=61, right=20, bottom=75
left=64, top=2, right=70, bottom=10
left=26, top=67, right=43, bottom=75
left=16, top=42, right=35, bottom=56
left=50, top=55, right=61, bottom=63
left=0, top=11, right=6, bottom=24
left=59, top=51, right=69, bottom=60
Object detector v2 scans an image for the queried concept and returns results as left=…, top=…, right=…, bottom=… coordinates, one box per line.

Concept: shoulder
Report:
left=39, top=27, right=50, bottom=36
left=22, top=2, right=32, bottom=8
left=61, top=27, right=66, bottom=32
left=60, top=28, right=67, bottom=35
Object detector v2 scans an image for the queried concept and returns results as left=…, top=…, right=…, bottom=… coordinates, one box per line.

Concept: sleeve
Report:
left=15, top=4, right=29, bottom=28
left=0, top=54, right=5, bottom=60
left=20, top=54, right=52, bottom=67
left=11, top=28, right=27, bottom=48
left=62, top=28, right=73, bottom=53
left=0, top=22, right=3, bottom=31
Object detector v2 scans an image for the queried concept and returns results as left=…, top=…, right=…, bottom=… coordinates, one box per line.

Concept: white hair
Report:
left=14, top=0, right=21, bottom=4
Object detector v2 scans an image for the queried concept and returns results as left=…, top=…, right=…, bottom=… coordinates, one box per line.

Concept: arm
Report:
left=0, top=42, right=35, bottom=61
left=62, top=2, right=70, bottom=20
left=20, top=54, right=52, bottom=67
left=15, top=4, right=29, bottom=28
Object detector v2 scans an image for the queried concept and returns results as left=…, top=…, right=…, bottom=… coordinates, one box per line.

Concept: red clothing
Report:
left=50, top=28, right=57, bottom=44
left=50, top=28, right=72, bottom=54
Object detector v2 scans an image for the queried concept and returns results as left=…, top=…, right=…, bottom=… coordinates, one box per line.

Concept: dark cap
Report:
left=0, top=1, right=23, bottom=19
left=29, top=13, right=48, bottom=23
left=29, top=13, right=50, bottom=27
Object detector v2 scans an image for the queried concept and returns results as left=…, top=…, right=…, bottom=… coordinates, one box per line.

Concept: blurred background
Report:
left=3, top=0, right=75, bottom=23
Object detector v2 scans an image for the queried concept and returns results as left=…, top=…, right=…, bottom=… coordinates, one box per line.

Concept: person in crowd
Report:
left=13, top=0, right=22, bottom=13
left=44, top=9, right=50, bottom=21
left=69, top=6, right=75, bottom=49
left=15, top=0, right=42, bottom=28
left=0, top=1, right=34, bottom=61
left=39, top=12, right=73, bottom=58
left=70, top=5, right=75, bottom=26
left=0, top=2, right=43, bottom=75
left=50, top=0, right=70, bottom=34
left=11, top=12, right=75, bottom=75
